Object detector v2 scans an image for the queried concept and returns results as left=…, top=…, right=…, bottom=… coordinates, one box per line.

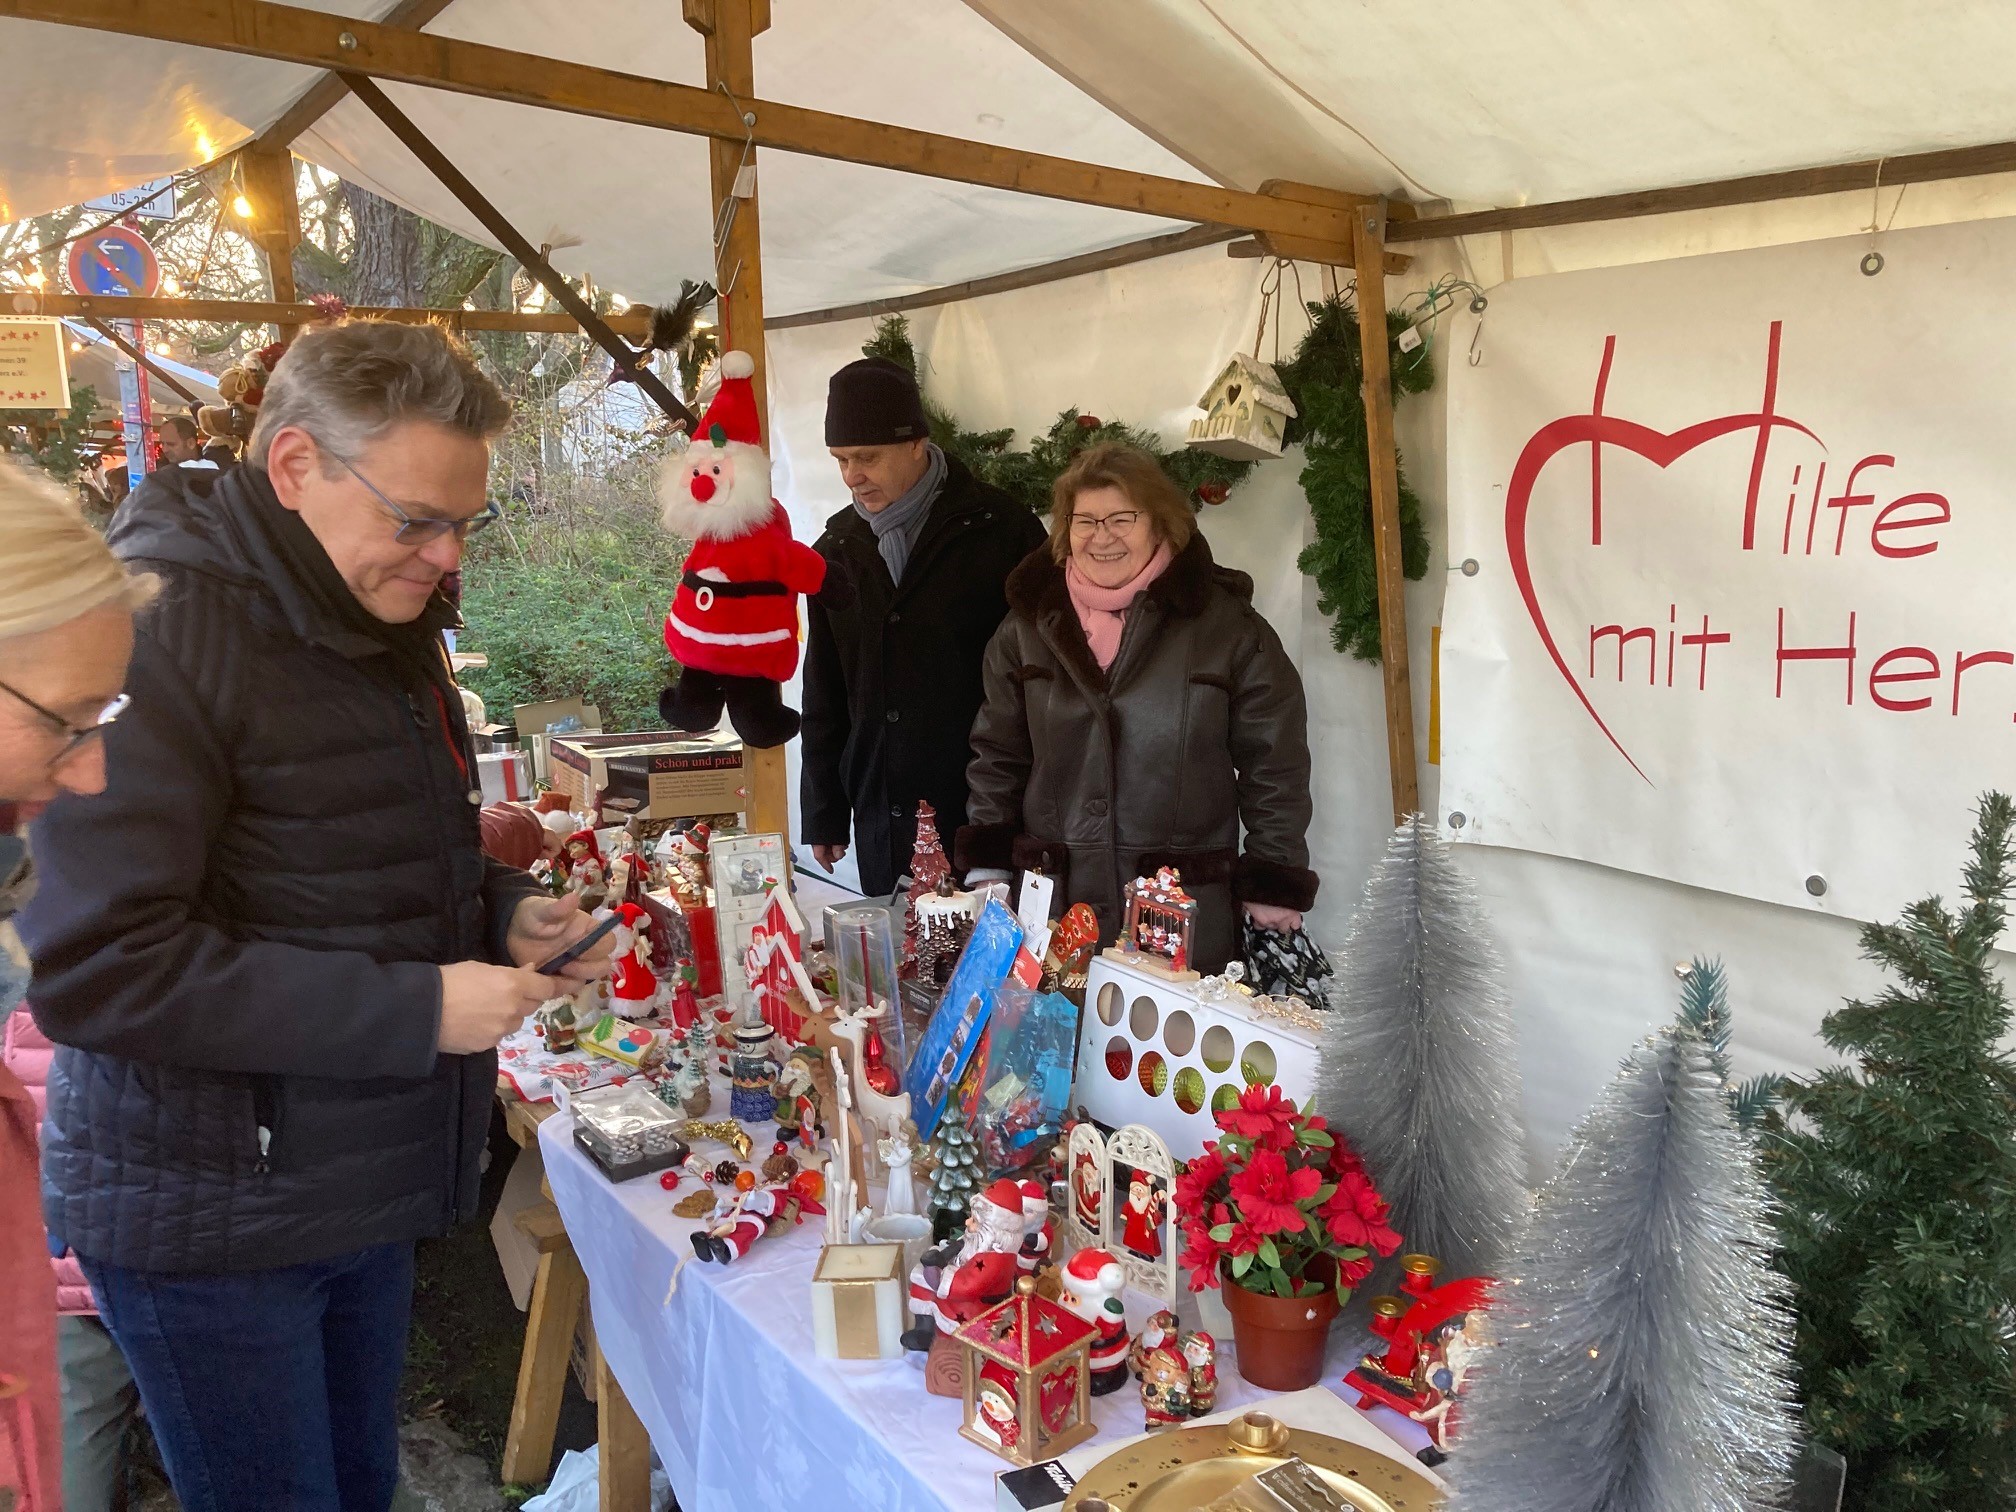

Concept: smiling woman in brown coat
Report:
left=956, top=443, right=1317, bottom=972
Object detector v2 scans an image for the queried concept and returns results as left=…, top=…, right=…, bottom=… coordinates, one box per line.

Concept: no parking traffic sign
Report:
left=65, top=223, right=161, bottom=299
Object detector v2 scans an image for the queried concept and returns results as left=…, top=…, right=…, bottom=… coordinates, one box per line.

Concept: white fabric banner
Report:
left=1441, top=217, right=2016, bottom=923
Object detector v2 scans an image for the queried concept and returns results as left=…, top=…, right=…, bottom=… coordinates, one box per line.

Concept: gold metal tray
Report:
left=1063, top=1412, right=1438, bottom=1512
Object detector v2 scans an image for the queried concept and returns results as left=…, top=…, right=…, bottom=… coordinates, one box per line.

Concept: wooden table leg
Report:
left=596, top=1342, right=652, bottom=1512
left=500, top=1206, right=587, bottom=1486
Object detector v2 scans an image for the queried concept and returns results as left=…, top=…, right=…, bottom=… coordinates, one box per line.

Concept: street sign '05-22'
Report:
left=65, top=224, right=161, bottom=299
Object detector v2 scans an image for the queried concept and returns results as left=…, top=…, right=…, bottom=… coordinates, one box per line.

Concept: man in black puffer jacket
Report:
left=19, top=322, right=607, bottom=1512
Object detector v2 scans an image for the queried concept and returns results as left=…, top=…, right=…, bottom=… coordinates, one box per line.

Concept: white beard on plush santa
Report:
left=657, top=351, right=843, bottom=749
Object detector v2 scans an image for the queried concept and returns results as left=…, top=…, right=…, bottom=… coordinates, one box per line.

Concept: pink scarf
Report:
left=1065, top=543, right=1174, bottom=670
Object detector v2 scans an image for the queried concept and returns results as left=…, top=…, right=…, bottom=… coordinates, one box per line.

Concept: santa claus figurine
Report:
left=608, top=902, right=660, bottom=1017
left=658, top=352, right=844, bottom=748
left=903, top=1178, right=1027, bottom=1377
left=1059, top=1248, right=1131, bottom=1395
left=1017, top=1178, right=1054, bottom=1274
left=1120, top=1169, right=1165, bottom=1260
left=690, top=1180, right=823, bottom=1264
left=668, top=958, right=702, bottom=1032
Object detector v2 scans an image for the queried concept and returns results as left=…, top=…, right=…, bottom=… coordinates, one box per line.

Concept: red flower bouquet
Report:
left=1176, top=1085, right=1402, bottom=1301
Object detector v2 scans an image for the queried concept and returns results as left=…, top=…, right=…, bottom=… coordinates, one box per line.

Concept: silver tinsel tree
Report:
left=1317, top=814, right=1528, bottom=1281
left=1441, top=1022, right=1799, bottom=1512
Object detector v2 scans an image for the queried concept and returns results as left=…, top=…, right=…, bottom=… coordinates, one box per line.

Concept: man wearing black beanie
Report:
left=803, top=357, right=1045, bottom=896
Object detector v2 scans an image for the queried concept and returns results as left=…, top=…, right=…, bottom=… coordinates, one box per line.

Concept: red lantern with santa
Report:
left=657, top=352, right=847, bottom=748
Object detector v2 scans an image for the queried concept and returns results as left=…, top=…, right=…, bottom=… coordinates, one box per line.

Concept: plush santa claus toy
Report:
left=658, top=351, right=844, bottom=748
left=1059, top=1248, right=1131, bottom=1395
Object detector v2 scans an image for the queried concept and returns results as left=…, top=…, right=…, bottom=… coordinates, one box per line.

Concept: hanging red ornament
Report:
left=1195, top=481, right=1230, bottom=506
left=862, top=1026, right=900, bottom=1096
left=1075, top=414, right=1102, bottom=430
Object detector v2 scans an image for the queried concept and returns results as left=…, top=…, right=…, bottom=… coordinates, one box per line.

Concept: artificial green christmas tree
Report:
left=925, top=1119, right=981, bottom=1242
left=1766, top=792, right=2016, bottom=1512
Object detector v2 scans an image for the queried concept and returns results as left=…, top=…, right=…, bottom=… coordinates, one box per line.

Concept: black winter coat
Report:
left=955, top=536, right=1318, bottom=973
left=801, top=455, right=1045, bottom=896
left=19, top=464, right=541, bottom=1273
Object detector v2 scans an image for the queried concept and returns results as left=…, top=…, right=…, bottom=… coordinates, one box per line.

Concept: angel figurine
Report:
left=878, top=1120, right=918, bottom=1218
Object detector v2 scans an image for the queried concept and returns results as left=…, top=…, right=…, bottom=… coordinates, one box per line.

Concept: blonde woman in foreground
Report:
left=0, top=458, right=152, bottom=1512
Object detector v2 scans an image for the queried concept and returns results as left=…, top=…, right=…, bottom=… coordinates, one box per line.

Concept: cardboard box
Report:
left=550, top=731, right=747, bottom=825
left=514, top=698, right=602, bottom=781
left=488, top=1141, right=547, bottom=1311
left=996, top=1460, right=1077, bottom=1512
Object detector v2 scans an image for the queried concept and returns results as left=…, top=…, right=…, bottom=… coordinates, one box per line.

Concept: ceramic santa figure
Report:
left=1059, top=1248, right=1130, bottom=1396
left=903, top=1177, right=1027, bottom=1383
left=658, top=352, right=843, bottom=748
left=1017, top=1177, right=1054, bottom=1274
left=1183, top=1331, right=1218, bottom=1415
left=608, top=902, right=660, bottom=1017
left=668, top=959, right=702, bottom=1031
left=1120, top=1170, right=1164, bottom=1259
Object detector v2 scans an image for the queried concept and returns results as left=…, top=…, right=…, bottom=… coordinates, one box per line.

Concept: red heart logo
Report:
left=1504, top=323, right=1819, bottom=782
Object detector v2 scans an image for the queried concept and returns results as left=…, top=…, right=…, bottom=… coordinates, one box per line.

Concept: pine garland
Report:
left=861, top=297, right=1430, bottom=663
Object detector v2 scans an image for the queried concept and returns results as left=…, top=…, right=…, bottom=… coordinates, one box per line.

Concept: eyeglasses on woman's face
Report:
left=0, top=679, right=130, bottom=770
left=1069, top=509, right=1143, bottom=539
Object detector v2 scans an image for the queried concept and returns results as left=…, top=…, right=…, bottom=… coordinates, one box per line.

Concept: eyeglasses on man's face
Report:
left=327, top=449, right=500, bottom=546
left=0, top=679, right=130, bottom=769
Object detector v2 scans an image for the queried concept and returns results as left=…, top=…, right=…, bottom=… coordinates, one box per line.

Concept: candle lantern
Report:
left=955, top=1275, right=1099, bottom=1467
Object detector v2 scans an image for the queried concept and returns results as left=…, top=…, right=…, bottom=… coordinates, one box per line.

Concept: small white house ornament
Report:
left=1185, top=352, right=1297, bottom=461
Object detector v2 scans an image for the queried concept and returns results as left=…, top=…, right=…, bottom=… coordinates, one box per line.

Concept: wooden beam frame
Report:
left=0, top=0, right=1357, bottom=246
left=767, top=225, right=1236, bottom=331
left=1389, top=137, right=2016, bottom=243
left=337, top=71, right=698, bottom=432
left=30, top=293, right=655, bottom=336
left=252, top=0, right=457, bottom=150
left=685, top=0, right=792, bottom=848
left=1352, top=204, right=1420, bottom=822
left=81, top=317, right=205, bottom=405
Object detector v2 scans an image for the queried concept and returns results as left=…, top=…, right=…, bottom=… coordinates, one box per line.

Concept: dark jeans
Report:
left=80, top=1242, right=415, bottom=1512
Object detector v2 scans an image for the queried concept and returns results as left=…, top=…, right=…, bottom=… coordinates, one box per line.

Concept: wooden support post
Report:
left=337, top=71, right=699, bottom=433
left=1351, top=203, right=1421, bottom=823
left=594, top=1341, right=652, bottom=1512
left=499, top=1214, right=587, bottom=1486
left=238, top=142, right=302, bottom=341
left=688, top=0, right=791, bottom=850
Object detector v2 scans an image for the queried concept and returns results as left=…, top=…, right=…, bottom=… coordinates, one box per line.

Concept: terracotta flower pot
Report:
left=1220, top=1263, right=1341, bottom=1391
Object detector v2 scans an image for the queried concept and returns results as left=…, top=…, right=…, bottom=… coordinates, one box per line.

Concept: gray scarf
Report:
left=853, top=443, right=947, bottom=585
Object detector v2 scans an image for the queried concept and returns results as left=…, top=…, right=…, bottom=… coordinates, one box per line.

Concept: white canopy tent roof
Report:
left=7, top=2, right=2016, bottom=313
left=8, top=2, right=2016, bottom=1158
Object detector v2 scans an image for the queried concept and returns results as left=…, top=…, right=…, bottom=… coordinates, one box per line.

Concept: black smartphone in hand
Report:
left=535, top=910, right=623, bottom=975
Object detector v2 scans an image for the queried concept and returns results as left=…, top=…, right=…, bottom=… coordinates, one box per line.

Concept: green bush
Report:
left=457, top=438, right=687, bottom=734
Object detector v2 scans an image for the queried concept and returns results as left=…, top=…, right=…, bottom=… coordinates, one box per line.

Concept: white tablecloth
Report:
left=541, top=1108, right=1429, bottom=1512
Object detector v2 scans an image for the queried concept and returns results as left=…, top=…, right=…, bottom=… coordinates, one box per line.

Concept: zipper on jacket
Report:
left=252, top=1076, right=277, bottom=1175
left=401, top=679, right=468, bottom=1224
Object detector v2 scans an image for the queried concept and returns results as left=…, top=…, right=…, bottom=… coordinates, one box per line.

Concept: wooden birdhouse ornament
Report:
left=1185, top=352, right=1297, bottom=461
left=956, top=1275, right=1099, bottom=1466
